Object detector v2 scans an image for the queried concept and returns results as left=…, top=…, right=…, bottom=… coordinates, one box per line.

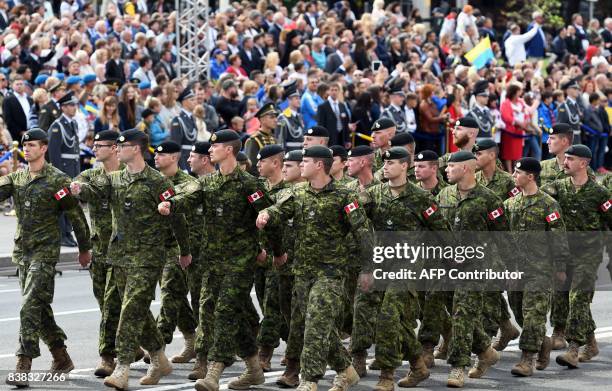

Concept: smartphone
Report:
left=372, top=61, right=382, bottom=72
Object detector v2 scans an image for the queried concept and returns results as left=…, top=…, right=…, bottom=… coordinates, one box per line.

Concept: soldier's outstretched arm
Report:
left=60, top=178, right=92, bottom=253
left=343, top=191, right=376, bottom=273
left=73, top=169, right=98, bottom=203
left=168, top=178, right=204, bottom=215
left=0, top=175, right=14, bottom=202
left=159, top=179, right=191, bottom=257
left=546, top=203, right=570, bottom=275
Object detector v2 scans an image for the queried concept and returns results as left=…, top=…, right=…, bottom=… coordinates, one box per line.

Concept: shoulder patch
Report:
left=487, top=207, right=504, bottom=220
left=601, top=200, right=611, bottom=212
left=344, top=200, right=359, bottom=214
left=423, top=204, right=438, bottom=219
left=546, top=211, right=560, bottom=223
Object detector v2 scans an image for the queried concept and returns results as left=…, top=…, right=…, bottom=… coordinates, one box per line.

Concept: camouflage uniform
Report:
left=263, top=179, right=375, bottom=381
left=416, top=178, right=447, bottom=198
left=504, top=191, right=569, bottom=352
left=543, top=178, right=611, bottom=345
left=372, top=149, right=385, bottom=172
left=602, top=175, right=612, bottom=280
left=361, top=181, right=450, bottom=369
left=75, top=165, right=124, bottom=357
left=374, top=166, right=417, bottom=183
left=0, top=163, right=91, bottom=359
left=539, top=158, right=566, bottom=186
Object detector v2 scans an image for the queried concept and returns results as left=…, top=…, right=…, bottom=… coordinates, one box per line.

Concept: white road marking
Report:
left=0, top=288, right=20, bottom=293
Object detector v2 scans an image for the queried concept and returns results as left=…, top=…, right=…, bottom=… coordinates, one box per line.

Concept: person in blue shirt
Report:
left=300, top=73, right=323, bottom=129
left=537, top=91, right=556, bottom=159
left=210, top=49, right=229, bottom=81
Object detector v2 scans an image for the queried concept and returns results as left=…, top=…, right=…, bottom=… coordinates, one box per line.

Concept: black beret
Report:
left=330, top=145, right=348, bottom=159
left=237, top=151, right=249, bottom=162
left=473, top=80, right=489, bottom=96
left=57, top=91, right=78, bottom=106
left=284, top=150, right=303, bottom=162
left=515, top=157, right=541, bottom=173
left=414, top=150, right=439, bottom=162
left=565, top=144, right=592, bottom=159
left=306, top=126, right=329, bottom=137
left=192, top=141, right=211, bottom=155
left=94, top=130, right=120, bottom=142
left=348, top=145, right=374, bottom=157
left=177, top=87, right=196, bottom=103
left=302, top=145, right=332, bottom=159
left=547, top=123, right=573, bottom=135
left=390, top=132, right=415, bottom=146
left=372, top=117, right=396, bottom=132
left=455, top=117, right=479, bottom=129
left=561, top=77, right=580, bottom=90
left=383, top=146, right=410, bottom=160
left=210, top=130, right=240, bottom=144
left=448, top=150, right=476, bottom=163
left=255, top=102, right=279, bottom=118
left=117, top=129, right=148, bottom=143
left=22, top=128, right=47, bottom=143
left=155, top=140, right=181, bottom=153
left=474, top=139, right=498, bottom=151
left=257, top=144, right=285, bottom=160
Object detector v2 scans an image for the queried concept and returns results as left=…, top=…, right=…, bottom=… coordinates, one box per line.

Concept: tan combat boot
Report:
left=397, top=356, right=430, bottom=387
left=104, top=363, right=130, bottom=390
left=5, top=355, right=32, bottom=387
left=140, top=349, right=173, bottom=385
left=134, top=346, right=145, bottom=362
left=373, top=368, right=394, bottom=391
left=195, top=362, right=225, bottom=391
left=491, top=319, right=519, bottom=351
left=277, top=358, right=300, bottom=388
left=50, top=345, right=75, bottom=373
left=94, top=354, right=116, bottom=377
left=296, top=380, right=318, bottom=391
left=556, top=341, right=579, bottom=368
left=511, top=351, right=535, bottom=377
left=188, top=356, right=208, bottom=380
left=171, top=332, right=197, bottom=363
left=258, top=345, right=275, bottom=372
left=468, top=346, right=500, bottom=378
left=329, top=365, right=359, bottom=391
left=228, top=354, right=265, bottom=389
left=421, top=343, right=435, bottom=368
left=351, top=351, right=367, bottom=377
left=551, top=326, right=568, bottom=350
left=446, top=367, right=464, bottom=388
left=578, top=333, right=599, bottom=362
left=535, top=336, right=552, bottom=370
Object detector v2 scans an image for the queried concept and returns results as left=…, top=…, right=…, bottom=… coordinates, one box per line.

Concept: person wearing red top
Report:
left=447, top=85, right=465, bottom=152
left=226, top=54, right=248, bottom=79
left=500, top=84, right=527, bottom=172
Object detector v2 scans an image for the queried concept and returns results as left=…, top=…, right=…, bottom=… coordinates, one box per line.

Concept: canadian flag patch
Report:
left=600, top=200, right=611, bottom=212
left=344, top=200, right=359, bottom=214
left=487, top=207, right=504, bottom=220
left=422, top=204, right=438, bottom=219
left=508, top=187, right=521, bottom=197
left=247, top=190, right=264, bottom=203
left=546, top=211, right=560, bottom=223
left=54, top=187, right=69, bottom=200
left=159, top=188, right=175, bottom=201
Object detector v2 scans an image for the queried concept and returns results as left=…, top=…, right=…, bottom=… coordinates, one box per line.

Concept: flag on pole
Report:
left=465, top=36, right=495, bottom=70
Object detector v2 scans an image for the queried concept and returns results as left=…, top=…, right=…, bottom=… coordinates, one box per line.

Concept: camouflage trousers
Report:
left=447, top=290, right=491, bottom=367
left=418, top=291, right=452, bottom=346
left=16, top=261, right=67, bottom=359
left=286, top=274, right=307, bottom=361
left=89, top=260, right=120, bottom=356
left=349, top=289, right=383, bottom=355
left=254, top=265, right=267, bottom=311
left=508, top=286, right=551, bottom=352
left=298, top=274, right=351, bottom=382
left=257, top=268, right=290, bottom=348
left=157, top=260, right=197, bottom=345
left=564, top=258, right=600, bottom=345
left=375, top=288, right=422, bottom=369
left=113, top=265, right=164, bottom=364
left=342, top=269, right=359, bottom=335
left=551, top=264, right=574, bottom=329
left=482, top=291, right=512, bottom=336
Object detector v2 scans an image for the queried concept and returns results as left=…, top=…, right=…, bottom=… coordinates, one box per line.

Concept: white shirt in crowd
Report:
left=504, top=25, right=540, bottom=66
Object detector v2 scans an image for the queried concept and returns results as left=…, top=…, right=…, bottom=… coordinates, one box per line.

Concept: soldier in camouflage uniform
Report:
left=371, top=118, right=396, bottom=172
left=302, top=125, right=330, bottom=148
left=542, top=145, right=612, bottom=369
left=3, top=129, right=92, bottom=388
left=71, top=130, right=191, bottom=389
left=74, top=130, right=123, bottom=377
left=473, top=138, right=520, bottom=349
left=438, top=117, right=479, bottom=182
left=414, top=150, right=447, bottom=196
left=359, top=147, right=451, bottom=391
left=257, top=145, right=375, bottom=391
left=504, top=157, right=569, bottom=377
left=158, top=130, right=280, bottom=391
left=602, top=174, right=612, bottom=280
left=330, top=145, right=352, bottom=186
left=436, top=151, right=503, bottom=388
left=245, top=103, right=279, bottom=176
left=153, top=141, right=199, bottom=364
left=374, top=133, right=417, bottom=183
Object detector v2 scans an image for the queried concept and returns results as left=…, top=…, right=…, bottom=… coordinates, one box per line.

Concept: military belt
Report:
left=60, top=153, right=80, bottom=159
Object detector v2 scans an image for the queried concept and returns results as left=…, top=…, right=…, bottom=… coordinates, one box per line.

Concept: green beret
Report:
left=155, top=141, right=181, bottom=153
left=237, top=151, right=249, bottom=162
left=210, top=130, right=240, bottom=144
left=94, top=130, right=120, bottom=142
left=372, top=117, right=396, bottom=132
left=284, top=150, right=303, bottom=162
left=306, top=126, right=329, bottom=137
left=330, top=145, right=348, bottom=159
left=515, top=157, right=541, bottom=173
left=257, top=144, right=284, bottom=160
left=348, top=145, right=374, bottom=157
left=547, top=123, right=573, bottom=135
left=390, top=132, right=414, bottom=146
left=565, top=144, right=592, bottom=159
left=302, top=145, right=332, bottom=159
left=383, top=146, right=410, bottom=161
left=117, top=129, right=148, bottom=144
left=414, top=150, right=439, bottom=162
left=448, top=150, right=476, bottom=163
left=22, top=128, right=48, bottom=143
left=192, top=141, right=211, bottom=155
left=474, top=139, right=498, bottom=151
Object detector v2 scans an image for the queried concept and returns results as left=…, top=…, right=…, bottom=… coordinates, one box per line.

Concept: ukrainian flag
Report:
left=465, top=36, right=495, bottom=70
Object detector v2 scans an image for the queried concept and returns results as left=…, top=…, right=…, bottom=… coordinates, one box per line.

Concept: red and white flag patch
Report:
left=247, top=190, right=264, bottom=203
left=423, top=204, right=438, bottom=219
left=600, top=200, right=611, bottom=212
left=344, top=200, right=359, bottom=214
left=54, top=187, right=69, bottom=200
left=487, top=207, right=504, bottom=220
left=508, top=187, right=521, bottom=197
left=546, top=211, right=560, bottom=223
left=159, top=188, right=175, bottom=201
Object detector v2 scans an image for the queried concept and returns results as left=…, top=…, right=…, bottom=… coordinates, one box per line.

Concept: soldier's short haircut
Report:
left=228, top=139, right=242, bottom=157
left=135, top=135, right=149, bottom=158
left=398, top=156, right=411, bottom=165
left=313, top=157, right=333, bottom=174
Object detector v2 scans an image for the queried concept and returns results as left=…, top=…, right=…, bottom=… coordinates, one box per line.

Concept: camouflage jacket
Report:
left=540, top=158, right=565, bottom=185
left=476, top=168, right=519, bottom=201
left=373, top=149, right=385, bottom=172
left=165, top=170, right=197, bottom=260
left=0, top=163, right=91, bottom=265
left=417, top=178, right=448, bottom=197
left=78, top=164, right=190, bottom=268
left=264, top=178, right=375, bottom=277
left=601, top=174, right=612, bottom=191
left=374, top=165, right=417, bottom=183
left=259, top=179, right=290, bottom=270
left=170, top=165, right=279, bottom=273
left=275, top=182, right=307, bottom=275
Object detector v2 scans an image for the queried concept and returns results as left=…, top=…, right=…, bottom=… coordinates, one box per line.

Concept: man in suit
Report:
left=324, top=40, right=350, bottom=74
left=267, top=12, right=285, bottom=47
left=316, top=82, right=351, bottom=148
left=170, top=87, right=198, bottom=170
left=525, top=11, right=547, bottom=59
left=154, top=50, right=177, bottom=81
left=104, top=43, right=126, bottom=86
left=239, top=37, right=263, bottom=75
left=2, top=76, right=32, bottom=141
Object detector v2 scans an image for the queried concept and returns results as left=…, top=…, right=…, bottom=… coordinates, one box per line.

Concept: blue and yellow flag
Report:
left=465, top=36, right=495, bottom=70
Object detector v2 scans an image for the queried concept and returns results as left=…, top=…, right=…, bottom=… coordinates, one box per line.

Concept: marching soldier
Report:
left=276, top=81, right=305, bottom=151
left=188, top=141, right=216, bottom=177
left=438, top=117, right=479, bottom=181
left=371, top=118, right=397, bottom=172
left=556, top=78, right=583, bottom=144
left=170, top=87, right=198, bottom=170
left=381, top=86, right=409, bottom=134
left=468, top=80, right=495, bottom=141
left=38, top=77, right=65, bottom=131
left=414, top=150, right=447, bottom=196
left=541, top=123, right=576, bottom=186
left=245, top=103, right=279, bottom=176
left=374, top=132, right=416, bottom=182
left=330, top=145, right=352, bottom=185
left=303, top=125, right=330, bottom=148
